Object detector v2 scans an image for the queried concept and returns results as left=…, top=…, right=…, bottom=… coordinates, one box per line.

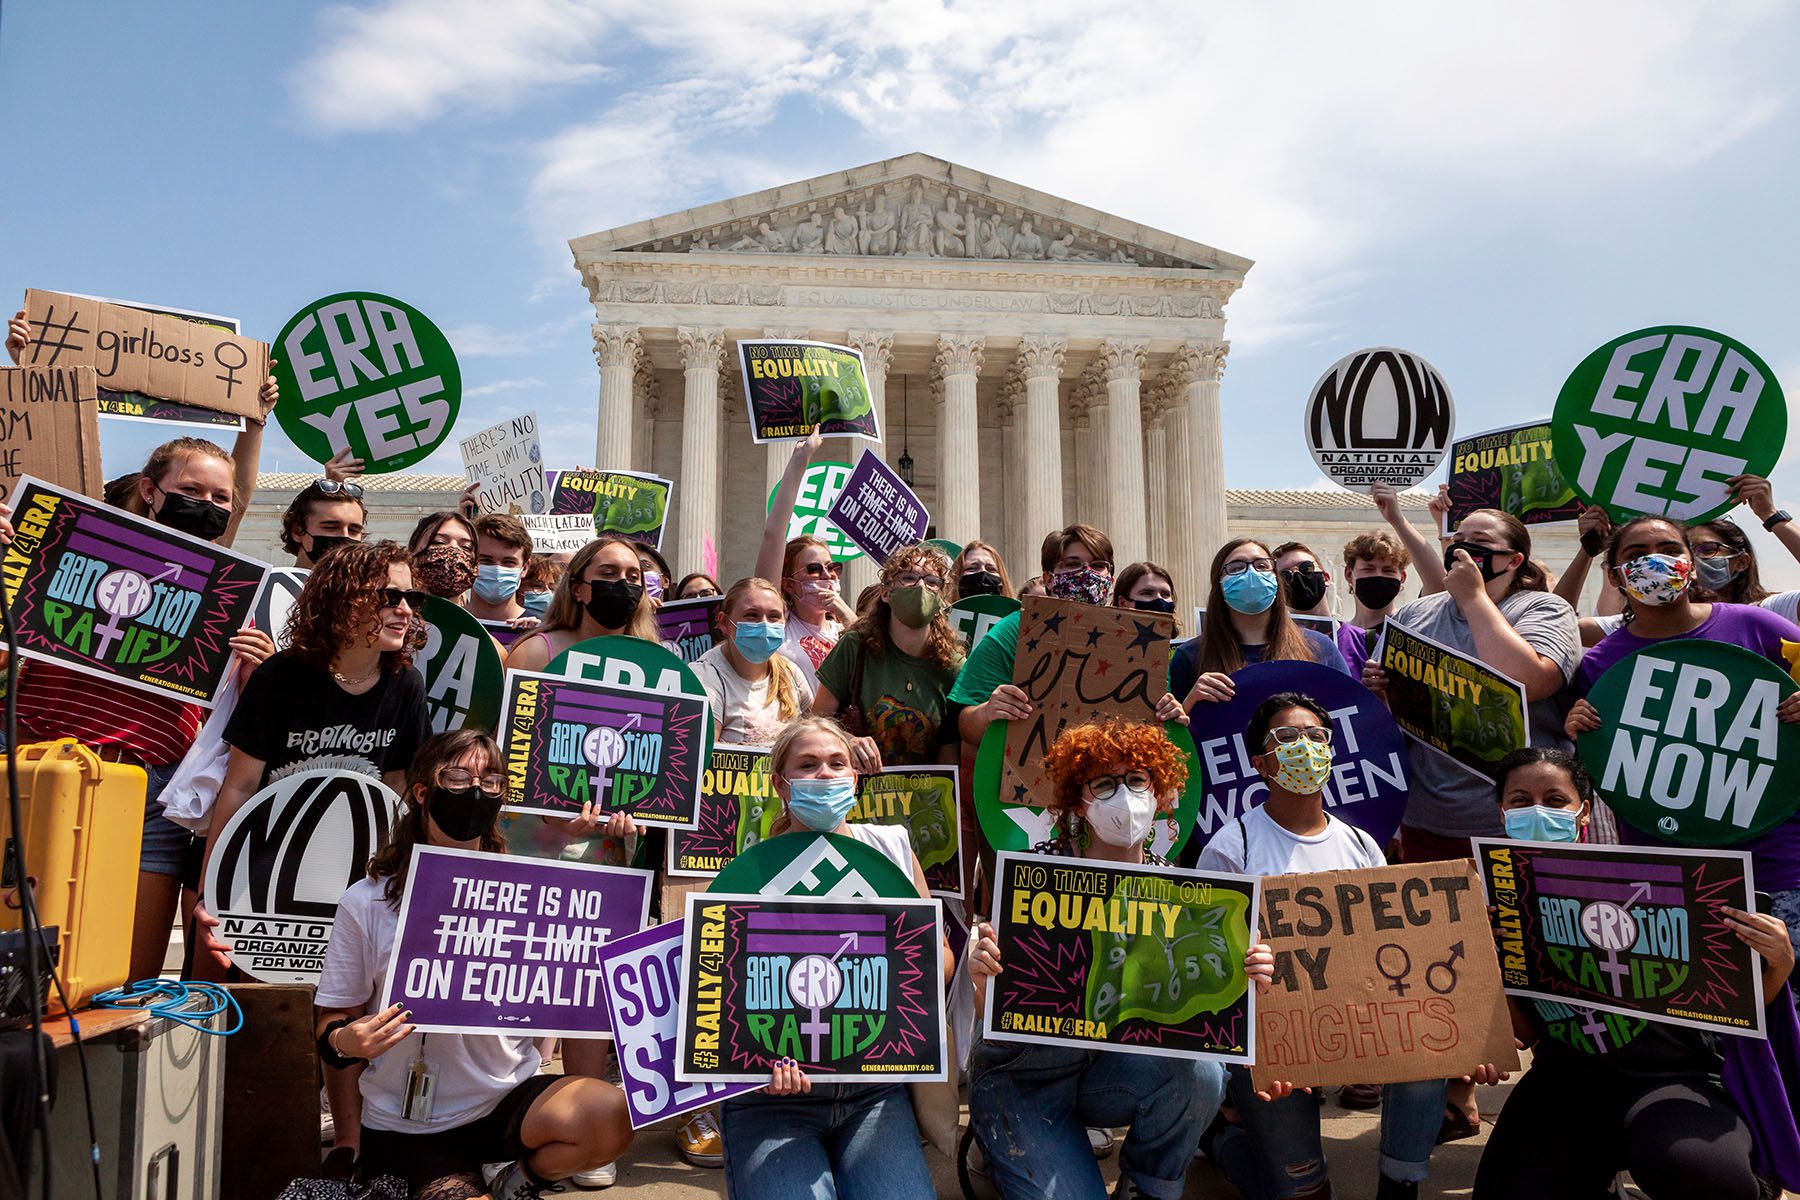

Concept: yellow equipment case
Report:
left=2, top=739, right=148, bottom=1011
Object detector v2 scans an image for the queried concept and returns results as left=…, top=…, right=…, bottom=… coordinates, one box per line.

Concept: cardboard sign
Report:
left=500, top=669, right=709, bottom=826
left=655, top=596, right=722, bottom=664
left=22, top=288, right=269, bottom=421
left=271, top=291, right=460, bottom=473
left=460, top=412, right=546, bottom=515
left=850, top=766, right=962, bottom=899
left=597, top=920, right=758, bottom=1129
left=1474, top=840, right=1764, bottom=1037
left=0, top=365, right=102, bottom=503
left=418, top=596, right=504, bottom=733
left=202, top=770, right=400, bottom=984
left=1003, top=596, right=1174, bottom=804
left=79, top=295, right=247, bottom=431
left=0, top=477, right=269, bottom=706
left=380, top=846, right=652, bottom=1038
left=1252, top=859, right=1519, bottom=1089
left=1551, top=326, right=1787, bottom=523
left=738, top=339, right=879, bottom=443
left=1375, top=619, right=1527, bottom=783
left=768, top=461, right=862, bottom=562
left=546, top=468, right=673, bottom=550
left=675, top=892, right=946, bottom=1082
left=708, top=830, right=918, bottom=900
left=667, top=746, right=780, bottom=877
left=1188, top=661, right=1409, bottom=846
left=519, top=513, right=595, bottom=554
left=825, top=449, right=929, bottom=565
left=1304, top=347, right=1455, bottom=493
left=1446, top=420, right=1581, bottom=531
left=1579, top=640, right=1799, bottom=845
left=949, top=594, right=1019, bottom=650
left=986, top=852, right=1258, bottom=1061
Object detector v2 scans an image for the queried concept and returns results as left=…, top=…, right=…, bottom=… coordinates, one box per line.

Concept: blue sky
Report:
left=3, top=1, right=1798, bottom=584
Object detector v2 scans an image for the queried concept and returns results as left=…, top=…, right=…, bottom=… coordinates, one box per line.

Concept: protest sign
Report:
left=0, top=365, right=102, bottom=503
left=655, top=595, right=722, bottom=664
left=986, top=852, right=1257, bottom=1061
left=850, top=766, right=962, bottom=898
left=501, top=669, right=709, bottom=826
left=825, top=449, right=929, bottom=564
left=479, top=619, right=530, bottom=652
left=768, top=460, right=861, bottom=562
left=460, top=412, right=546, bottom=515
left=418, top=596, right=504, bottom=733
left=598, top=920, right=758, bottom=1128
left=1474, top=840, right=1764, bottom=1037
left=1304, top=347, right=1455, bottom=493
left=546, top=468, right=673, bottom=549
left=1188, top=661, right=1408, bottom=846
left=202, top=770, right=400, bottom=984
left=1194, top=607, right=1337, bottom=644
left=77, top=294, right=247, bottom=431
left=271, top=291, right=460, bottom=473
left=0, top=476, right=269, bottom=706
left=949, top=594, right=1019, bottom=650
left=22, top=288, right=269, bottom=422
left=253, top=568, right=309, bottom=642
left=547, top=634, right=708, bottom=702
left=519, top=513, right=595, bottom=554
left=1251, top=859, right=1518, bottom=1089
left=1375, top=619, right=1527, bottom=783
left=709, top=830, right=918, bottom=900
left=1551, top=326, right=1786, bottom=523
left=738, top=340, right=879, bottom=443
left=1579, top=640, right=1799, bottom=845
left=379, top=846, right=651, bottom=1038
left=1003, top=596, right=1175, bottom=804
left=668, top=746, right=780, bottom=877
left=1446, top=420, right=1581, bottom=531
left=676, top=893, right=946, bottom=1082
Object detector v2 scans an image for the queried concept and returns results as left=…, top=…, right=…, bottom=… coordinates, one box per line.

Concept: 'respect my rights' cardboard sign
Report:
left=1303, top=347, right=1455, bottom=493
left=0, top=476, right=269, bottom=706
left=986, top=852, right=1259, bottom=1062
left=380, top=846, right=652, bottom=1038
left=501, top=669, right=710, bottom=827
left=738, top=339, right=880, bottom=443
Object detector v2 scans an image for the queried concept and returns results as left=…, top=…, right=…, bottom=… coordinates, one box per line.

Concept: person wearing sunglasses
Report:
left=756, top=427, right=857, bottom=691
left=280, top=478, right=369, bottom=567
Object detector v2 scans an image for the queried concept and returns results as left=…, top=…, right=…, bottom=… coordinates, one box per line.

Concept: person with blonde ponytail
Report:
left=691, top=578, right=812, bottom=745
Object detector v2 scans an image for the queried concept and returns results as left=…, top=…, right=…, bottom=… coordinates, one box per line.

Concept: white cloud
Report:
left=464, top=377, right=546, bottom=398
left=444, top=313, right=588, bottom=357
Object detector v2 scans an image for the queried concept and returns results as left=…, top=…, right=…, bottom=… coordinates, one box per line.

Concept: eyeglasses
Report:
left=797, top=562, right=844, bottom=579
left=1690, top=541, right=1734, bottom=558
left=376, top=587, right=431, bottom=611
left=316, top=479, right=364, bottom=499
left=1082, top=771, right=1153, bottom=800
left=1265, top=725, right=1333, bottom=747
left=440, top=767, right=506, bottom=796
left=1222, top=558, right=1275, bottom=577
left=893, top=573, right=944, bottom=589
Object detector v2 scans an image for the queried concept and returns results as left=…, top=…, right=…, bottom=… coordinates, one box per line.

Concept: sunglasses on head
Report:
left=316, top=478, right=364, bottom=499
left=376, top=587, right=430, bottom=611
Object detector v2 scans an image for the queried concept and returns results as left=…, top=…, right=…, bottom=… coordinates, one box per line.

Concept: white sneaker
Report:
left=571, top=1162, right=618, bottom=1189
left=489, top=1161, right=576, bottom=1198
left=1086, top=1126, right=1117, bottom=1158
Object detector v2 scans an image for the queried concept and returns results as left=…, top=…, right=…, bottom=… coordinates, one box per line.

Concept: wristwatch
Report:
left=1764, top=510, right=1792, bottom=532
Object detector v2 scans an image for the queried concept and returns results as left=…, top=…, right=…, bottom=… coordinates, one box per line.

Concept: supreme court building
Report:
left=568, top=153, right=1247, bottom=600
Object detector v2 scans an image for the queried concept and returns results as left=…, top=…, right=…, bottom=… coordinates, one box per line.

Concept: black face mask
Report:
left=1282, top=568, right=1329, bottom=612
left=306, top=534, right=356, bottom=564
left=154, top=488, right=231, bottom=542
left=1444, top=540, right=1513, bottom=582
left=584, top=578, right=645, bottom=629
left=427, top=785, right=502, bottom=842
left=1350, top=575, right=1403, bottom=611
left=1132, top=596, right=1176, bottom=614
left=958, top=570, right=1004, bottom=597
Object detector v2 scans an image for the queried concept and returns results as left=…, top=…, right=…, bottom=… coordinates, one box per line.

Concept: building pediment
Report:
left=569, top=153, right=1252, bottom=274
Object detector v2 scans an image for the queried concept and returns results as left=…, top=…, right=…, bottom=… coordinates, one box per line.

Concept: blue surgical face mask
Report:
left=785, top=776, right=857, bottom=831
left=1504, top=804, right=1583, bottom=843
left=520, top=590, right=552, bottom=618
left=1221, top=567, right=1278, bottom=615
left=733, top=620, right=784, bottom=664
left=472, top=564, right=522, bottom=605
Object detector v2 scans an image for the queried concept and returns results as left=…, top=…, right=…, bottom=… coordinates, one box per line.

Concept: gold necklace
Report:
left=331, top=664, right=377, bottom=686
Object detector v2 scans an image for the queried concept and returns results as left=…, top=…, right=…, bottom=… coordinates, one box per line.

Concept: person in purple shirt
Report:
left=1566, top=514, right=1800, bottom=958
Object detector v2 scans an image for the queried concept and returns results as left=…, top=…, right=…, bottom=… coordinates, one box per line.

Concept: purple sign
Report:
left=479, top=619, right=531, bottom=651
left=1187, top=660, right=1409, bottom=846
left=597, top=920, right=757, bottom=1128
left=655, top=595, right=721, bottom=664
left=825, top=449, right=930, bottom=565
left=380, top=846, right=652, bottom=1037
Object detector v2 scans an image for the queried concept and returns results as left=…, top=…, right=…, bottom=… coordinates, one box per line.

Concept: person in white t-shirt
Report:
left=691, top=577, right=814, bottom=746
left=315, top=728, right=633, bottom=1200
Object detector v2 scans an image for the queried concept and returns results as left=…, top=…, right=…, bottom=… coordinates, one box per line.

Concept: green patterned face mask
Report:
left=889, top=585, right=944, bottom=629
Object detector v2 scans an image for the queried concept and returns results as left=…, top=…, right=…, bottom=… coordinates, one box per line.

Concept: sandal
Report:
left=1436, top=1104, right=1480, bottom=1144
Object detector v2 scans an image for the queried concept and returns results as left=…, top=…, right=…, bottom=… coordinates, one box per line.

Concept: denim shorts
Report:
left=138, top=762, right=201, bottom=885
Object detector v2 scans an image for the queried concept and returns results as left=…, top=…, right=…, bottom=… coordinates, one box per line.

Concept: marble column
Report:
left=998, top=375, right=1028, bottom=571
left=1017, top=335, right=1067, bottom=560
left=633, top=360, right=659, bottom=474
left=1144, top=388, right=1169, bottom=568
left=675, top=327, right=725, bottom=578
left=591, top=323, right=641, bottom=468
left=935, top=334, right=984, bottom=544
left=1180, top=340, right=1230, bottom=566
left=1158, top=358, right=1203, bottom=606
left=1100, top=339, right=1149, bottom=567
left=844, top=331, right=893, bottom=594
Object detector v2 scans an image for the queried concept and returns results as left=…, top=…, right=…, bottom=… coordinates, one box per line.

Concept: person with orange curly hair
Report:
left=964, top=719, right=1275, bottom=1200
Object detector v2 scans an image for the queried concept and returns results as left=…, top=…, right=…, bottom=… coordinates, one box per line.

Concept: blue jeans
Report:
left=967, top=1038, right=1226, bottom=1200
left=1217, top=1067, right=1446, bottom=1197
left=721, top=1083, right=933, bottom=1200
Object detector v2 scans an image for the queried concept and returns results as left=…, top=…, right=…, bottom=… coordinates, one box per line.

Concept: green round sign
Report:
left=1580, top=639, right=1800, bottom=846
left=271, top=291, right=461, bottom=473
left=948, top=595, right=1020, bottom=650
left=1551, top=326, right=1786, bottom=522
left=768, top=461, right=862, bottom=562
left=545, top=634, right=714, bottom=746
left=973, top=718, right=1205, bottom=860
left=708, top=830, right=916, bottom=898
left=417, top=596, right=504, bottom=734
left=924, top=537, right=962, bottom=562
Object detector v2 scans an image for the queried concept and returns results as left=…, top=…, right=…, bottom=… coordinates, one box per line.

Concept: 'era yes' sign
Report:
left=1551, top=326, right=1786, bottom=523
left=273, top=292, right=462, bottom=474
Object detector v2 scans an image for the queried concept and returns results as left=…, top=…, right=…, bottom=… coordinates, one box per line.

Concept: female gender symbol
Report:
left=1375, top=943, right=1413, bottom=997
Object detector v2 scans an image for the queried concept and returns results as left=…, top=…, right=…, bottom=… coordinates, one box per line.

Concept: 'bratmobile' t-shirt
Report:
left=225, top=650, right=428, bottom=788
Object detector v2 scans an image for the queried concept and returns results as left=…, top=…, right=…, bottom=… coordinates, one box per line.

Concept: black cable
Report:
left=45, top=963, right=103, bottom=1199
